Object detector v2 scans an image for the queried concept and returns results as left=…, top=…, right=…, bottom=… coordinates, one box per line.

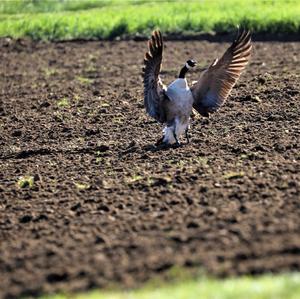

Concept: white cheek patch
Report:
left=185, top=62, right=192, bottom=69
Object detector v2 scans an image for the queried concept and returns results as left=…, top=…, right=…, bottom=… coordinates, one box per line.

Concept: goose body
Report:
left=163, top=78, right=194, bottom=144
left=142, top=30, right=252, bottom=145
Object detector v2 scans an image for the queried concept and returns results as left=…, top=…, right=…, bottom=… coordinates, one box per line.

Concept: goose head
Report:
left=186, top=59, right=197, bottom=68
left=179, top=59, right=197, bottom=78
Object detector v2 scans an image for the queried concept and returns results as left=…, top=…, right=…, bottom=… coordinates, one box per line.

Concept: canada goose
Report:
left=143, top=30, right=252, bottom=145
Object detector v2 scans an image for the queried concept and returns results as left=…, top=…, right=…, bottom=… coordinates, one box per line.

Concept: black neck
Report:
left=178, top=65, right=189, bottom=79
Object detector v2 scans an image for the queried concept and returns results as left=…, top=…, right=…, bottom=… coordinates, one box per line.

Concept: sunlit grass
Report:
left=0, top=0, right=299, bottom=40
left=0, top=0, right=119, bottom=14
left=39, top=273, right=300, bottom=299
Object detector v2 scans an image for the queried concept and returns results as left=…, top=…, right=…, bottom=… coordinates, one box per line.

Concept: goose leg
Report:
left=185, top=128, right=190, bottom=144
left=173, top=128, right=180, bottom=146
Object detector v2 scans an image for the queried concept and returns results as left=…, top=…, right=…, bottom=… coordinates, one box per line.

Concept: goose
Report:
left=142, top=30, right=252, bottom=145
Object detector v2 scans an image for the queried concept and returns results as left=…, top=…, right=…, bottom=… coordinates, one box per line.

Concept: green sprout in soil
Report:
left=77, top=76, right=94, bottom=85
left=75, top=182, right=91, bottom=190
left=223, top=171, right=245, bottom=180
left=73, top=94, right=80, bottom=101
left=100, top=102, right=110, bottom=108
left=57, top=98, right=70, bottom=108
left=194, top=156, right=209, bottom=166
left=44, top=68, right=60, bottom=77
left=17, top=176, right=34, bottom=188
left=125, top=175, right=143, bottom=184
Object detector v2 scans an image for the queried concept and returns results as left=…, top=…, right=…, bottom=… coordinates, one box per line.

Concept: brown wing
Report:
left=191, top=30, right=252, bottom=117
left=143, top=30, right=167, bottom=123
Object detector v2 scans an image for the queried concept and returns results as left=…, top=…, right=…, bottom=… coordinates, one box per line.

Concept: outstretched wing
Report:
left=191, top=30, right=252, bottom=117
left=143, top=30, right=167, bottom=123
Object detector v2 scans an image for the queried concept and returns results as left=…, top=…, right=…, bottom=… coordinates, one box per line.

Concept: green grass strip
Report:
left=38, top=273, right=300, bottom=299
left=0, top=0, right=118, bottom=14
left=0, top=0, right=299, bottom=40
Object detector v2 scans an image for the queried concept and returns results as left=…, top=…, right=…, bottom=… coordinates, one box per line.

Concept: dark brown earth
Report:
left=0, top=38, right=299, bottom=299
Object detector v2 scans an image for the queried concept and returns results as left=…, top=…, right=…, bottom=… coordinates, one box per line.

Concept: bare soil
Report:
left=0, top=38, right=299, bottom=299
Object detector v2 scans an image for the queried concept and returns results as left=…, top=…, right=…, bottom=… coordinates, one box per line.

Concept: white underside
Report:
left=162, top=78, right=193, bottom=144
left=163, top=118, right=189, bottom=144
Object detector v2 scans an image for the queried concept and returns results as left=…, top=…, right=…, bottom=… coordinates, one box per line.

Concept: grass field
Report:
left=41, top=273, right=300, bottom=299
left=0, top=0, right=299, bottom=40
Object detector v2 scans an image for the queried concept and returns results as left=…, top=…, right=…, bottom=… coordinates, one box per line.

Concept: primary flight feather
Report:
left=142, top=29, right=252, bottom=145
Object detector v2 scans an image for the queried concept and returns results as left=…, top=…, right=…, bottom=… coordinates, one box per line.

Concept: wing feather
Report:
left=191, top=30, right=252, bottom=117
left=143, top=30, right=167, bottom=123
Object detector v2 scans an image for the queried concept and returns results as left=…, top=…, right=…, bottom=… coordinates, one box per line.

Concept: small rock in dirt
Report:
left=0, top=107, right=5, bottom=116
left=95, top=235, right=106, bottom=244
left=98, top=204, right=110, bottom=212
left=34, top=214, right=48, bottom=222
left=97, top=144, right=110, bottom=152
left=33, top=174, right=40, bottom=181
left=185, top=197, right=194, bottom=205
left=85, top=128, right=99, bottom=136
left=286, top=89, right=299, bottom=96
left=258, top=77, right=266, bottom=84
left=19, top=215, right=33, bottom=223
left=257, top=73, right=272, bottom=84
left=100, top=108, right=108, bottom=113
left=122, top=100, right=130, bottom=108
left=267, top=114, right=283, bottom=121
left=93, top=90, right=100, bottom=96
left=127, top=140, right=137, bottom=148
left=40, top=101, right=50, bottom=108
left=239, top=205, right=247, bottom=213
left=187, top=221, right=199, bottom=229
left=121, top=91, right=131, bottom=99
left=170, top=234, right=188, bottom=243
left=11, top=130, right=22, bottom=137
left=46, top=272, right=69, bottom=283
left=153, top=176, right=172, bottom=186
left=199, top=186, right=208, bottom=193
left=70, top=202, right=81, bottom=211
left=140, top=153, right=149, bottom=160
left=241, top=94, right=261, bottom=103
left=242, top=94, right=252, bottom=101
left=168, top=199, right=180, bottom=206
left=204, top=207, right=218, bottom=216
left=252, top=95, right=262, bottom=103
left=274, top=143, right=286, bottom=152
